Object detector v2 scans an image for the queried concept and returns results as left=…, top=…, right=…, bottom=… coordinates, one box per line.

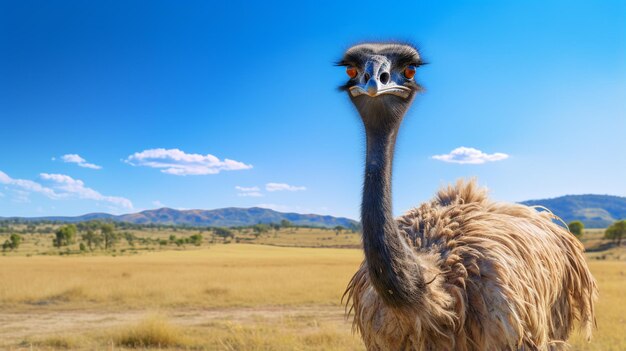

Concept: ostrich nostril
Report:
left=364, top=73, right=371, bottom=82
left=380, top=72, right=390, bottom=85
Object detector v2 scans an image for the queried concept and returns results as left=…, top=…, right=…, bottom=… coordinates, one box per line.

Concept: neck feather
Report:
left=361, top=126, right=425, bottom=307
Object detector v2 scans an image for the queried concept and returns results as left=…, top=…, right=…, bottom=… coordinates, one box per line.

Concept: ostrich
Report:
left=339, top=43, right=597, bottom=351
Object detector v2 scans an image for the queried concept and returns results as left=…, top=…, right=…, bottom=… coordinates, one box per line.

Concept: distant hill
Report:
left=521, top=194, right=626, bottom=228
left=0, top=207, right=359, bottom=229
left=3, top=194, right=623, bottom=229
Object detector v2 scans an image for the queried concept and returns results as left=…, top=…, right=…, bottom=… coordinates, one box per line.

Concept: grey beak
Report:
left=365, top=78, right=380, bottom=97
left=363, top=59, right=385, bottom=96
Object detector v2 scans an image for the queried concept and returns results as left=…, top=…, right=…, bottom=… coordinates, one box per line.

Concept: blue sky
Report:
left=1, top=0, right=624, bottom=219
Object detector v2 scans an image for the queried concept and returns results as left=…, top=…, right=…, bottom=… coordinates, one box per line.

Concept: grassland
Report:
left=0, top=245, right=362, bottom=310
left=0, top=226, right=623, bottom=350
left=0, top=225, right=361, bottom=258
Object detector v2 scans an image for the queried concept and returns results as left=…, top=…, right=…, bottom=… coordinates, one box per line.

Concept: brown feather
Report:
left=345, top=179, right=598, bottom=351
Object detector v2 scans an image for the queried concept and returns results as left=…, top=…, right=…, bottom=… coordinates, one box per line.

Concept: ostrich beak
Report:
left=348, top=57, right=411, bottom=99
left=365, top=78, right=380, bottom=97
left=350, top=84, right=411, bottom=99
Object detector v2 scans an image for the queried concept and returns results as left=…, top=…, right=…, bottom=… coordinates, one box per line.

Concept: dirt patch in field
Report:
left=0, top=305, right=351, bottom=346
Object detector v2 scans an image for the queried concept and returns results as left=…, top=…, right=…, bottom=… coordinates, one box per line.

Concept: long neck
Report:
left=361, top=126, right=425, bottom=307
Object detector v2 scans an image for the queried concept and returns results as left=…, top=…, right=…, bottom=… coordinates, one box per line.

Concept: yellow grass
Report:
left=568, top=260, right=626, bottom=351
left=0, top=244, right=624, bottom=350
left=0, top=227, right=361, bottom=258
left=238, top=227, right=361, bottom=248
left=0, top=244, right=363, bottom=310
left=24, top=335, right=85, bottom=349
left=110, top=315, right=189, bottom=348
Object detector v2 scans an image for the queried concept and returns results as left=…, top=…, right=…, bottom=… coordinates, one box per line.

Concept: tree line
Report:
left=568, top=220, right=625, bottom=245
left=1, top=219, right=361, bottom=253
left=53, top=222, right=123, bottom=250
left=4, top=218, right=624, bottom=253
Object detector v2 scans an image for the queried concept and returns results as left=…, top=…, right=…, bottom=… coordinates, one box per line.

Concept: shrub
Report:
left=568, top=221, right=584, bottom=237
left=189, top=234, right=203, bottom=246
left=112, top=316, right=187, bottom=348
left=54, top=225, right=77, bottom=247
left=2, top=234, right=21, bottom=251
left=81, top=230, right=101, bottom=250
left=605, top=220, right=626, bottom=246
left=101, top=223, right=118, bottom=250
left=213, top=227, right=233, bottom=239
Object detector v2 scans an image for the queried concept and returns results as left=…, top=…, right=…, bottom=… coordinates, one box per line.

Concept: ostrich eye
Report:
left=346, top=67, right=358, bottom=79
left=404, top=66, right=416, bottom=79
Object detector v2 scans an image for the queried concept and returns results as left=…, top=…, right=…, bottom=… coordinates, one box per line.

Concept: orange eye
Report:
left=346, top=67, right=358, bottom=79
left=404, top=66, right=416, bottom=79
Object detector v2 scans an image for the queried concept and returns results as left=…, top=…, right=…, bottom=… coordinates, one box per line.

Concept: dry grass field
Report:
left=0, top=225, right=361, bottom=257
left=0, top=227, right=624, bottom=350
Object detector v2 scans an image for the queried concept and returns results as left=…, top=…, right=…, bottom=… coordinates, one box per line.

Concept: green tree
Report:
left=568, top=221, right=584, bottom=237
left=252, top=224, right=270, bottom=237
left=81, top=230, right=101, bottom=250
left=280, top=219, right=292, bottom=228
left=9, top=233, right=21, bottom=249
left=54, top=224, right=77, bottom=248
left=189, top=234, right=203, bottom=246
left=2, top=240, right=11, bottom=252
left=122, top=231, right=136, bottom=246
left=605, top=220, right=626, bottom=246
left=101, top=223, right=118, bottom=250
left=213, top=227, right=233, bottom=239
left=78, top=221, right=101, bottom=233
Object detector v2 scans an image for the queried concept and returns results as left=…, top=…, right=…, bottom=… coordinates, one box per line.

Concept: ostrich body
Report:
left=339, top=43, right=597, bottom=351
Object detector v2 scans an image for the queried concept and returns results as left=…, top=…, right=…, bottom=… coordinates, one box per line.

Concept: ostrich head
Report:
left=338, top=43, right=424, bottom=131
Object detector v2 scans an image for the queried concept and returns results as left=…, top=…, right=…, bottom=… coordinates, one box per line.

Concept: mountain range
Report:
left=521, top=194, right=626, bottom=228
left=1, top=194, right=624, bottom=228
left=0, top=207, right=359, bottom=229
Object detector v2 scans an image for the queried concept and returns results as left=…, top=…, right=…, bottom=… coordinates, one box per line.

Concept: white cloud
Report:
left=0, top=170, right=60, bottom=199
left=60, top=154, right=102, bottom=170
left=235, top=185, right=263, bottom=197
left=432, top=147, right=509, bottom=164
left=39, top=173, right=133, bottom=209
left=125, top=148, right=252, bottom=176
left=152, top=200, right=165, bottom=208
left=265, top=183, right=306, bottom=192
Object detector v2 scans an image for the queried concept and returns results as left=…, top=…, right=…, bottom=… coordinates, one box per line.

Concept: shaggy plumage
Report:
left=338, top=42, right=598, bottom=351
left=345, top=180, right=597, bottom=351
